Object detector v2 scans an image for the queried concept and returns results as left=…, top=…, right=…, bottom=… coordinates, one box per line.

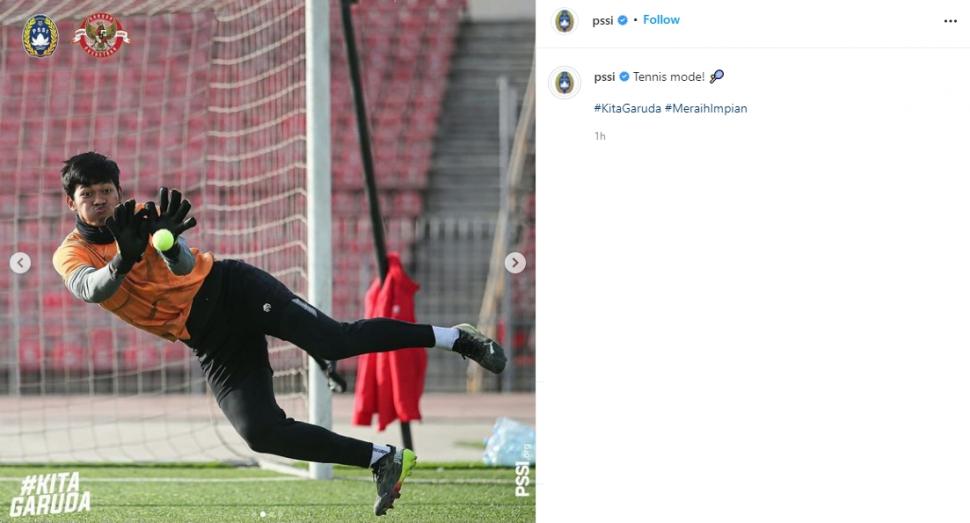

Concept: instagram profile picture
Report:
left=549, top=67, right=580, bottom=99
left=554, top=9, right=575, bottom=33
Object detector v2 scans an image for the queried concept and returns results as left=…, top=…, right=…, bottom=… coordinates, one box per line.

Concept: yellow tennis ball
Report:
left=152, top=229, right=175, bottom=252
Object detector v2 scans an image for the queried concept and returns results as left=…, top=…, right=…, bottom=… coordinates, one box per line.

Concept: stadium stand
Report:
left=0, top=1, right=466, bottom=378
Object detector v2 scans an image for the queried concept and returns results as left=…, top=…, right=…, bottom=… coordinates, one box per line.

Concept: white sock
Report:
left=370, top=444, right=392, bottom=466
left=432, top=326, right=460, bottom=350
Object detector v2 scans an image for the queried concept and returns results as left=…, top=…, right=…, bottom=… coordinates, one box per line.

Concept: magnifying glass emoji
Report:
left=710, top=69, right=724, bottom=84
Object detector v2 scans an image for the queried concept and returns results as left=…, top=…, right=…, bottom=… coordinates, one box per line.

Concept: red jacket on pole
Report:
left=352, top=252, right=427, bottom=431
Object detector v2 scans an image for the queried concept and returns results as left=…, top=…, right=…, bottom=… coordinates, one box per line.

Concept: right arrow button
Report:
left=504, top=252, right=526, bottom=275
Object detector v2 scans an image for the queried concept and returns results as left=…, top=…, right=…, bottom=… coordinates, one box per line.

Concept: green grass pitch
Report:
left=0, top=463, right=535, bottom=522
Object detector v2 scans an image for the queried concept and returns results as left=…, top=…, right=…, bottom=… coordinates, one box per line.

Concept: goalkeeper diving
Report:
left=51, top=152, right=507, bottom=516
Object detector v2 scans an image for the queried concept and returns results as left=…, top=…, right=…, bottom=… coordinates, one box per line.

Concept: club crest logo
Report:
left=23, top=14, right=58, bottom=58
left=73, top=13, right=129, bottom=58
left=555, top=9, right=575, bottom=33
left=555, top=71, right=574, bottom=94
left=548, top=67, right=581, bottom=99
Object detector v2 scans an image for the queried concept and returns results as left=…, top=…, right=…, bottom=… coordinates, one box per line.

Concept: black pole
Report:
left=340, top=0, right=389, bottom=280
left=339, top=0, right=412, bottom=451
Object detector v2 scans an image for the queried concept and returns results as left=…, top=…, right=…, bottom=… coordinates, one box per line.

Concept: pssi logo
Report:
left=515, top=461, right=531, bottom=497
left=23, top=14, right=58, bottom=58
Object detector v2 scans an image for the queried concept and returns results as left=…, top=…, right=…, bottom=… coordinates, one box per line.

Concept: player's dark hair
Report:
left=61, top=151, right=121, bottom=199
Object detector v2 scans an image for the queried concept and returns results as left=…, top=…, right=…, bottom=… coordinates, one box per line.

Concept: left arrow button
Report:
left=9, top=252, right=31, bottom=275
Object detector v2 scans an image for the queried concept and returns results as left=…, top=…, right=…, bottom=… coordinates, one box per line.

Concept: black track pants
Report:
left=183, top=259, right=435, bottom=467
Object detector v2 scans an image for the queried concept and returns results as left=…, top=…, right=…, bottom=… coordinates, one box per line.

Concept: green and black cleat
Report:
left=372, top=445, right=416, bottom=516
left=452, top=323, right=507, bottom=374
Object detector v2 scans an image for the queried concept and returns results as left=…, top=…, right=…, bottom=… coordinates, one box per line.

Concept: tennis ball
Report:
left=152, top=229, right=175, bottom=252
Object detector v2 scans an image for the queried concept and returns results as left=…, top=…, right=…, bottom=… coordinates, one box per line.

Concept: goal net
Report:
left=0, top=0, right=465, bottom=464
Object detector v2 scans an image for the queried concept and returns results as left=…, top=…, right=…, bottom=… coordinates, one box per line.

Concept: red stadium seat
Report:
left=42, top=291, right=71, bottom=309
left=163, top=344, right=189, bottom=365
left=123, top=344, right=160, bottom=370
left=89, top=329, right=117, bottom=371
left=50, top=342, right=86, bottom=372
left=19, top=339, right=43, bottom=372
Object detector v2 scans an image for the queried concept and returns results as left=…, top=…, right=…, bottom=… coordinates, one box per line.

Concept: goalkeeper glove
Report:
left=104, top=199, right=150, bottom=275
left=144, top=187, right=198, bottom=256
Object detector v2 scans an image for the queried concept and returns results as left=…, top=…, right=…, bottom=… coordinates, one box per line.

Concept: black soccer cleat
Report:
left=371, top=445, right=416, bottom=516
left=452, top=324, right=507, bottom=374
